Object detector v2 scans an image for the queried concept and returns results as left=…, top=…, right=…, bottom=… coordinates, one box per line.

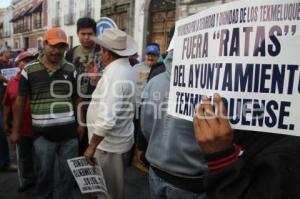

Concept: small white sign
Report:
left=1, top=67, right=20, bottom=81
left=67, top=157, right=108, bottom=194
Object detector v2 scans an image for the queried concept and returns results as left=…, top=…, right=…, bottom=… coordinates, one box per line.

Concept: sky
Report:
left=0, top=0, right=12, bottom=8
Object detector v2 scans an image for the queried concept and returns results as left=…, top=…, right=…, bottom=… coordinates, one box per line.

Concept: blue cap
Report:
left=146, top=45, right=160, bottom=55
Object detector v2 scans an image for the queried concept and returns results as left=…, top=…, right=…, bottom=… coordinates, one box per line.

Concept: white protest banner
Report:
left=67, top=157, right=108, bottom=194
left=168, top=0, right=300, bottom=136
left=1, top=67, right=20, bottom=80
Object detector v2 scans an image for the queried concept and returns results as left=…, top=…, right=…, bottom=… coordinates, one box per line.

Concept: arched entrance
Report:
left=147, top=0, right=176, bottom=55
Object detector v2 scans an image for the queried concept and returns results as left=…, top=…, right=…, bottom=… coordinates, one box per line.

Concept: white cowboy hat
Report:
left=92, top=28, right=138, bottom=57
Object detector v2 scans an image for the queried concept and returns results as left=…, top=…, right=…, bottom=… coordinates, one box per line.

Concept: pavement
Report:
left=0, top=139, right=150, bottom=199
left=0, top=166, right=149, bottom=199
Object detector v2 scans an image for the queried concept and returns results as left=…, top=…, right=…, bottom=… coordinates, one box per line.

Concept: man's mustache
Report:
left=50, top=53, right=63, bottom=57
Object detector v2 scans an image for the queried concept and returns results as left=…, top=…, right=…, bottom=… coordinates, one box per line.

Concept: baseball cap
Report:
left=15, top=51, right=35, bottom=64
left=44, top=28, right=68, bottom=46
left=146, top=44, right=160, bottom=55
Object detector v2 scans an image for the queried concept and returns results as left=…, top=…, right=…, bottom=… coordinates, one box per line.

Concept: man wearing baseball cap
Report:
left=3, top=51, right=35, bottom=191
left=13, top=28, right=78, bottom=199
left=132, top=43, right=163, bottom=168
left=0, top=46, right=16, bottom=173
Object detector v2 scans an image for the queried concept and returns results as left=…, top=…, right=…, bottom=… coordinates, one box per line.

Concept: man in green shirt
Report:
left=13, top=28, right=78, bottom=199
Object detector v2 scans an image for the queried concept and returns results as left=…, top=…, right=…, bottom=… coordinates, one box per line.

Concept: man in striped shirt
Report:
left=12, top=28, right=78, bottom=199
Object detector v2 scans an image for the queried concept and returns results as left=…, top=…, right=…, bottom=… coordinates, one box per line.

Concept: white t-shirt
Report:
left=87, top=58, right=136, bottom=153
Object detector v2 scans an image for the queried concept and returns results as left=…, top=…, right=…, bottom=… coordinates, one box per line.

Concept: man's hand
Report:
left=84, top=145, right=96, bottom=166
left=84, top=134, right=104, bottom=165
left=136, top=149, right=145, bottom=166
left=86, top=62, right=100, bottom=84
left=3, top=124, right=11, bottom=136
left=77, top=125, right=86, bottom=140
left=10, top=132, right=19, bottom=144
left=193, top=94, right=233, bottom=154
left=0, top=75, right=7, bottom=83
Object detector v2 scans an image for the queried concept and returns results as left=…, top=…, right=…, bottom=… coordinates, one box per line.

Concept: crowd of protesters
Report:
left=0, top=16, right=299, bottom=199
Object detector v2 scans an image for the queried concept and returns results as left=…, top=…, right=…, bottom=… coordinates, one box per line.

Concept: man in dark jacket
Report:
left=193, top=94, right=300, bottom=199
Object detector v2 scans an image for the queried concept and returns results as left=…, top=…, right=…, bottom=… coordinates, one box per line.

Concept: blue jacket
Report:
left=141, top=50, right=207, bottom=178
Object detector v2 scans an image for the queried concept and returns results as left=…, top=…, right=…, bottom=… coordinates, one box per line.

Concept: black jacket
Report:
left=147, top=62, right=165, bottom=81
left=204, top=131, right=300, bottom=199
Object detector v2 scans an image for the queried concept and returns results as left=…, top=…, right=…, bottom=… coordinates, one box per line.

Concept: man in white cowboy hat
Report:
left=84, top=28, right=137, bottom=199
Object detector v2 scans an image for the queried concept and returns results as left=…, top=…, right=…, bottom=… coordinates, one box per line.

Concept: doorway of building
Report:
left=24, top=37, right=29, bottom=49
left=101, top=1, right=132, bottom=33
left=148, top=0, right=176, bottom=55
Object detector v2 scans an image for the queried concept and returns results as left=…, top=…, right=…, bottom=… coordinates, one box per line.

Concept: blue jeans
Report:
left=149, top=168, right=206, bottom=199
left=17, top=136, right=35, bottom=183
left=34, top=136, right=78, bottom=199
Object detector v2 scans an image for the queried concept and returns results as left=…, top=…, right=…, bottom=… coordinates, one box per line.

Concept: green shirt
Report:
left=71, top=46, right=95, bottom=96
left=18, top=54, right=77, bottom=141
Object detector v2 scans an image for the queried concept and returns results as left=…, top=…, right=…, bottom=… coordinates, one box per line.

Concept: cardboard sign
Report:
left=168, top=0, right=300, bottom=136
left=1, top=67, right=20, bottom=81
left=67, top=157, right=108, bottom=194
